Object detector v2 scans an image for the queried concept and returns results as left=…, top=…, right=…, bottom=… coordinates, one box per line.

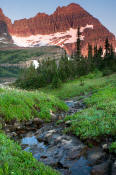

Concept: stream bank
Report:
left=3, top=94, right=116, bottom=175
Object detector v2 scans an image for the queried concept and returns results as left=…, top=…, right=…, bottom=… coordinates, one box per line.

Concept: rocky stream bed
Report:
left=3, top=95, right=116, bottom=175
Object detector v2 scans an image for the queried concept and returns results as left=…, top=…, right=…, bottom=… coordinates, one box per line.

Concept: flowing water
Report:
left=20, top=97, right=92, bottom=175
left=3, top=91, right=115, bottom=174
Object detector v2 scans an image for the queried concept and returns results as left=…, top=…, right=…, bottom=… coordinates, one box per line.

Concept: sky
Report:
left=0, top=0, right=116, bottom=36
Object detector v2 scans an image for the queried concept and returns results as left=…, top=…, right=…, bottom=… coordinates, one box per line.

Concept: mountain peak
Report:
left=68, top=3, right=81, bottom=7
left=54, top=3, right=83, bottom=15
left=0, top=3, right=115, bottom=56
left=36, top=12, right=48, bottom=17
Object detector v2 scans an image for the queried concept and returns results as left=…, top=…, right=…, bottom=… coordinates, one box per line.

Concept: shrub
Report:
left=103, top=69, right=113, bottom=76
left=109, top=142, right=116, bottom=153
left=52, top=73, right=62, bottom=89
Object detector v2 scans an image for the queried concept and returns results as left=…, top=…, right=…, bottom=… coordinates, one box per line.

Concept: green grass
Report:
left=41, top=72, right=116, bottom=99
left=64, top=106, right=116, bottom=139
left=0, top=133, right=60, bottom=175
left=0, top=88, right=68, bottom=121
left=64, top=78, right=116, bottom=140
left=0, top=72, right=116, bottom=174
left=109, top=142, right=116, bottom=153
left=41, top=73, right=116, bottom=140
left=0, top=88, right=67, bottom=174
left=85, top=86, right=116, bottom=116
left=41, top=72, right=116, bottom=141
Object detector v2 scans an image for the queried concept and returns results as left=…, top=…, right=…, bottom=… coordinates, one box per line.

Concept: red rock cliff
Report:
left=0, top=3, right=116, bottom=55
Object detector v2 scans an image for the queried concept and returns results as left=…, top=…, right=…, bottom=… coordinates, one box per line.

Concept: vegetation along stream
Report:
left=4, top=93, right=115, bottom=175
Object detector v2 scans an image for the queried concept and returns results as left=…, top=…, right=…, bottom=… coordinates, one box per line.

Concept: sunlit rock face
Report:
left=0, top=4, right=116, bottom=55
left=0, top=9, right=12, bottom=44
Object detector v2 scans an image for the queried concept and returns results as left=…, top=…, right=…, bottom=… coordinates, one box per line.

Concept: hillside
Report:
left=0, top=46, right=64, bottom=64
left=0, top=46, right=64, bottom=81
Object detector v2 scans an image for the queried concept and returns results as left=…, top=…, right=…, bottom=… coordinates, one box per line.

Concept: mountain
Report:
left=0, top=9, right=11, bottom=42
left=0, top=3, right=116, bottom=55
left=0, top=8, right=17, bottom=48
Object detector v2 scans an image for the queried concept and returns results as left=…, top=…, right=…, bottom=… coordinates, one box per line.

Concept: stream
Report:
left=4, top=95, right=116, bottom=175
left=20, top=97, right=91, bottom=175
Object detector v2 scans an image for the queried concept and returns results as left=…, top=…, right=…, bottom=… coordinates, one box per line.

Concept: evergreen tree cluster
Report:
left=16, top=28, right=116, bottom=89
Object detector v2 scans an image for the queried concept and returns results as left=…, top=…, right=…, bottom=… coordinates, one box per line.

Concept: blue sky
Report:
left=0, top=0, right=116, bottom=35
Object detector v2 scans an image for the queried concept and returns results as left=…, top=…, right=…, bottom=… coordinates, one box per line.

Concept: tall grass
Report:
left=41, top=73, right=116, bottom=99
left=63, top=74, right=116, bottom=140
left=0, top=88, right=68, bottom=121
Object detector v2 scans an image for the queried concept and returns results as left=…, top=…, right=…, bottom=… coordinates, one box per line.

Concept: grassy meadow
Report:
left=41, top=72, right=116, bottom=144
left=41, top=72, right=116, bottom=99
left=0, top=72, right=116, bottom=174
left=0, top=88, right=68, bottom=121
left=0, top=88, right=67, bottom=175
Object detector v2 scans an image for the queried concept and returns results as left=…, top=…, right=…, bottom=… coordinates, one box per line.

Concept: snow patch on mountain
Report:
left=12, top=25, right=93, bottom=48
left=80, top=24, right=93, bottom=32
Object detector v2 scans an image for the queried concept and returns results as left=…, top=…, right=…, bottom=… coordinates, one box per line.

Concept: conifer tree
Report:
left=88, top=44, right=93, bottom=59
left=97, top=46, right=103, bottom=69
left=110, top=44, right=114, bottom=58
left=52, top=71, right=61, bottom=89
left=87, top=44, right=93, bottom=71
left=98, top=46, right=103, bottom=58
left=105, top=37, right=110, bottom=56
left=94, top=45, right=98, bottom=58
